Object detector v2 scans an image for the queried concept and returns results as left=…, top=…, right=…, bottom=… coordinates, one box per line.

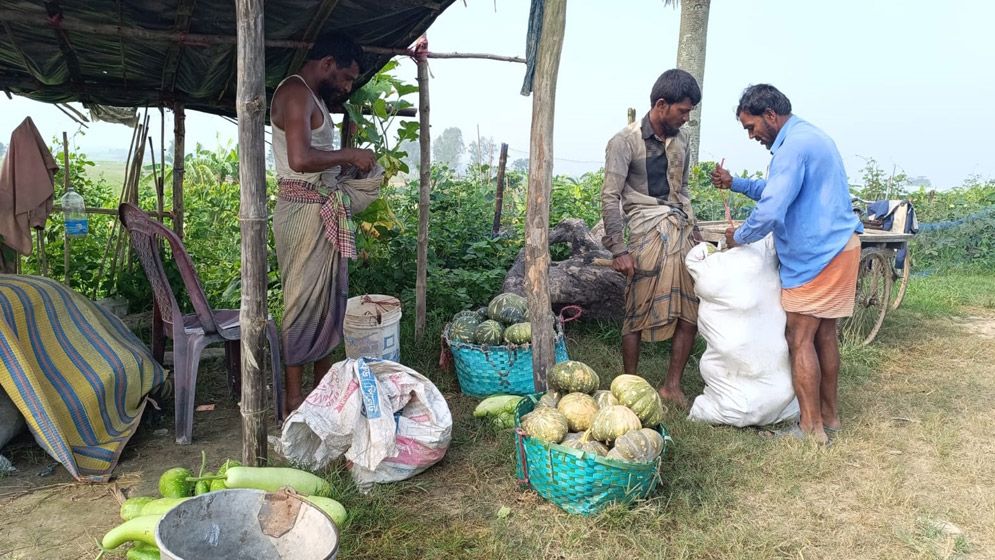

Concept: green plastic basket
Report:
left=513, top=394, right=670, bottom=516
left=444, top=323, right=570, bottom=398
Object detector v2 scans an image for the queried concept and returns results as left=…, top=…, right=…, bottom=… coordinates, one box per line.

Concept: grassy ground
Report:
left=1, top=272, right=993, bottom=559
left=329, top=272, right=995, bottom=560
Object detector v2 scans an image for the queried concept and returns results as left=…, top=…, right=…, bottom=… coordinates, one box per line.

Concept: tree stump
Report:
left=502, top=218, right=625, bottom=321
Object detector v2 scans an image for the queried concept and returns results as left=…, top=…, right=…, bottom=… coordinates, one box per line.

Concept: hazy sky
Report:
left=2, top=0, right=992, bottom=189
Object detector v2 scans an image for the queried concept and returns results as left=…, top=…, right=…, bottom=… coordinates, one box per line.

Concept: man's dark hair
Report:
left=736, top=84, right=792, bottom=117
left=307, top=34, right=364, bottom=70
left=649, top=69, right=702, bottom=107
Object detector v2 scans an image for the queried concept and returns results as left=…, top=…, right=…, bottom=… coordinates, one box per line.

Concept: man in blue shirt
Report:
left=711, top=84, right=862, bottom=444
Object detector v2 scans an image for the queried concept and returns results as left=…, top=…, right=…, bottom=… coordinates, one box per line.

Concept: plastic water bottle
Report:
left=62, top=187, right=88, bottom=237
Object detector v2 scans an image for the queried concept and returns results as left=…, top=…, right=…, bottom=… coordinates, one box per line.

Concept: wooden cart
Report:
left=697, top=222, right=913, bottom=346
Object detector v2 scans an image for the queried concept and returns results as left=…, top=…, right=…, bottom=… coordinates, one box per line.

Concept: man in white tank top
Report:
left=270, top=34, right=376, bottom=415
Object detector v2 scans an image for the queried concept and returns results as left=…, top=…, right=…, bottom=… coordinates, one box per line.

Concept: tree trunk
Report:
left=235, top=0, right=267, bottom=466
left=415, top=55, right=431, bottom=341
left=524, top=0, right=566, bottom=392
left=675, top=0, right=710, bottom=168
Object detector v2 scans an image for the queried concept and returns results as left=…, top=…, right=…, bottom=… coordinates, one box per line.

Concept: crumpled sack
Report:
left=277, top=358, right=452, bottom=492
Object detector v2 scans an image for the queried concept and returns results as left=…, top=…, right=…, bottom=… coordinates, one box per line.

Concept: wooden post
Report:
left=414, top=50, right=431, bottom=341
left=235, top=0, right=267, bottom=464
left=62, top=132, right=70, bottom=286
left=524, top=0, right=567, bottom=391
left=173, top=104, right=186, bottom=238
left=492, top=142, right=509, bottom=237
left=340, top=112, right=353, bottom=149
left=627, top=107, right=636, bottom=124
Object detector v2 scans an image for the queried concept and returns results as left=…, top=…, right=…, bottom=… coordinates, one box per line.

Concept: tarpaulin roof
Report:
left=0, top=0, right=455, bottom=117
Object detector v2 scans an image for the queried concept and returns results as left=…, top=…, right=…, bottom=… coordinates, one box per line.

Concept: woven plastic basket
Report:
left=513, top=394, right=670, bottom=516
left=443, top=322, right=570, bottom=398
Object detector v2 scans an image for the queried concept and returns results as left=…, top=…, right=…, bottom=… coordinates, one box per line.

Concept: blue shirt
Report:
left=731, top=116, right=862, bottom=288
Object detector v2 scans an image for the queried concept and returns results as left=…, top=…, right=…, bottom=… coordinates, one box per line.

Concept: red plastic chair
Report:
left=119, top=203, right=284, bottom=444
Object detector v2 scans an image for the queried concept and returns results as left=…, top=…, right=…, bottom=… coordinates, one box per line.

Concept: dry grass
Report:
left=2, top=274, right=993, bottom=559
left=333, top=274, right=995, bottom=560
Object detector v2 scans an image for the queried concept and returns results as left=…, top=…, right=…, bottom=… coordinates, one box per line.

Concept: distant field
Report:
left=90, top=160, right=128, bottom=192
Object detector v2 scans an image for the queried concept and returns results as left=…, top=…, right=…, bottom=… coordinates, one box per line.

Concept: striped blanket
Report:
left=0, top=275, right=164, bottom=481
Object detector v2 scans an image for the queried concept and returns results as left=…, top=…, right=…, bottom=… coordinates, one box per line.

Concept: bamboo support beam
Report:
left=524, top=0, right=567, bottom=391
left=414, top=50, right=431, bottom=341
left=492, top=142, right=509, bottom=237
left=235, top=0, right=268, bottom=464
left=173, top=104, right=186, bottom=238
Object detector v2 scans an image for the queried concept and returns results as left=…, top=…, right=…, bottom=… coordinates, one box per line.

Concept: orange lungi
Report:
left=781, top=234, right=861, bottom=318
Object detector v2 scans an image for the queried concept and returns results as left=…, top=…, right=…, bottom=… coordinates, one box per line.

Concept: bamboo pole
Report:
left=414, top=49, right=431, bottom=341
left=173, top=104, right=186, bottom=238
left=524, top=0, right=567, bottom=391
left=62, top=132, right=70, bottom=286
left=235, top=0, right=268, bottom=464
left=492, top=142, right=508, bottom=237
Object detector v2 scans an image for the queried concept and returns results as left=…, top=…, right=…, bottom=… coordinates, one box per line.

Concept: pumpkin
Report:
left=548, top=361, right=599, bottom=394
left=561, top=432, right=584, bottom=444
left=560, top=431, right=609, bottom=456
left=588, top=405, right=642, bottom=444
left=503, top=322, right=532, bottom=345
left=538, top=390, right=561, bottom=409
left=606, top=428, right=666, bottom=463
left=593, top=390, right=619, bottom=409
left=610, top=374, right=666, bottom=427
left=520, top=407, right=568, bottom=444
left=474, top=320, right=504, bottom=346
left=556, top=392, right=599, bottom=432
left=488, top=293, right=528, bottom=324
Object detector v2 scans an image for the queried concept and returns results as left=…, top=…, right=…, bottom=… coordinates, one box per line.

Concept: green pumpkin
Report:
left=548, top=361, right=600, bottom=394
left=487, top=293, right=528, bottom=324
left=593, top=390, right=619, bottom=409
left=520, top=406, right=569, bottom=444
left=448, top=314, right=482, bottom=343
left=503, top=322, right=532, bottom=345
left=560, top=431, right=610, bottom=456
left=589, top=405, right=642, bottom=444
left=606, top=428, right=666, bottom=463
left=474, top=320, right=505, bottom=345
left=556, top=392, right=599, bottom=432
left=610, top=374, right=665, bottom=427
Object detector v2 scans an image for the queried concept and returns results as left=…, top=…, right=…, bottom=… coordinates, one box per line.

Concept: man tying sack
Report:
left=711, top=84, right=862, bottom=444
left=270, top=34, right=384, bottom=414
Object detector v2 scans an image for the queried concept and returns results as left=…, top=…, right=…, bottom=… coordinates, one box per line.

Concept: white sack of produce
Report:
left=278, top=358, right=452, bottom=492
left=684, top=235, right=799, bottom=427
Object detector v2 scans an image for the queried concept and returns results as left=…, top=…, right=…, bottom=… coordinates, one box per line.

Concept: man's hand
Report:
left=346, top=148, right=376, bottom=173
left=612, top=253, right=635, bottom=278
left=724, top=227, right=740, bottom=249
left=711, top=164, right=732, bottom=189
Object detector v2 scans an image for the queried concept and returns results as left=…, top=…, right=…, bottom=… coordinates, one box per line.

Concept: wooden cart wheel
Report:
left=890, top=251, right=911, bottom=310
left=839, top=249, right=893, bottom=346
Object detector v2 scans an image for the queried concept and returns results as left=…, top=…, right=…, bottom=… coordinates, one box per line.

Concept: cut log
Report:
left=502, top=218, right=625, bottom=321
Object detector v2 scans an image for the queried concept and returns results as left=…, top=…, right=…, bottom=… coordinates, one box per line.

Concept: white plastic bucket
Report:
left=343, top=294, right=402, bottom=362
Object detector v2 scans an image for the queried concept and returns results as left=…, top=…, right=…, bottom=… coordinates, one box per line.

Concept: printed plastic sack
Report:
left=684, top=236, right=799, bottom=427
left=277, top=358, right=452, bottom=492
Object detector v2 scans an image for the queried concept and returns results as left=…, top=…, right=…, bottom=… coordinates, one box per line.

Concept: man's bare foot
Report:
left=658, top=386, right=689, bottom=410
